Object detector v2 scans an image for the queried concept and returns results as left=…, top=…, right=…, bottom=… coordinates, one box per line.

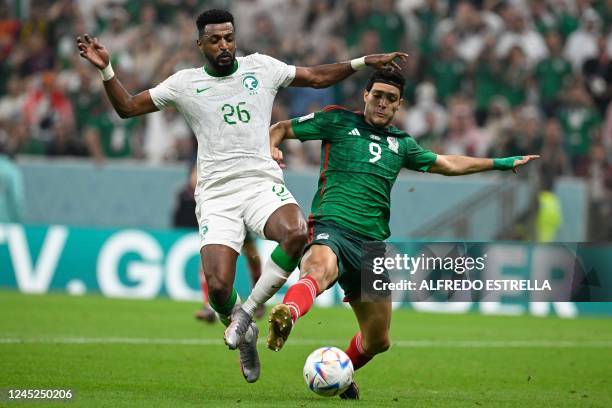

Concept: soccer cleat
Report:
left=224, top=307, right=252, bottom=349
left=238, top=323, right=260, bottom=383
left=339, top=381, right=360, bottom=400
left=267, top=304, right=293, bottom=351
left=194, top=306, right=217, bottom=323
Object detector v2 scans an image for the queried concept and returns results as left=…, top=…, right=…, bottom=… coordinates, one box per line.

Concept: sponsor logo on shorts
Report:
left=316, top=233, right=329, bottom=240
left=272, top=184, right=293, bottom=201
left=200, top=220, right=209, bottom=237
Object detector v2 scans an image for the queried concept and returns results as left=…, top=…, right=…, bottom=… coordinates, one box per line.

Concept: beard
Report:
left=207, top=51, right=235, bottom=73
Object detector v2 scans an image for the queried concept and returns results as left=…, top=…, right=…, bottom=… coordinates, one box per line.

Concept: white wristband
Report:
left=99, top=63, right=115, bottom=81
left=350, top=56, right=366, bottom=71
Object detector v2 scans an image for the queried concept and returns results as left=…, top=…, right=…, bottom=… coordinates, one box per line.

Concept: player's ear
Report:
left=363, top=90, right=369, bottom=104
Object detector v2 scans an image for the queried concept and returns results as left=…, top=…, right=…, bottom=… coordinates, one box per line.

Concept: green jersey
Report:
left=291, top=106, right=437, bottom=240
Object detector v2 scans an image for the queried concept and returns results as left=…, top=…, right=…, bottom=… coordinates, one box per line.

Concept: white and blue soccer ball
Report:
left=303, top=346, right=354, bottom=396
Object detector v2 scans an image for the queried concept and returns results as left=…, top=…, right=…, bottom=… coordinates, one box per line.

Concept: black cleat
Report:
left=339, top=381, right=359, bottom=400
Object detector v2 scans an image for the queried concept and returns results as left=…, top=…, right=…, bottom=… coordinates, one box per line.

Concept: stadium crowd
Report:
left=0, top=0, right=611, bottom=236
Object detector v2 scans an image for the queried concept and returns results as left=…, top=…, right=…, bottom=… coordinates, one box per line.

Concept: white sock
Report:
left=242, top=257, right=292, bottom=316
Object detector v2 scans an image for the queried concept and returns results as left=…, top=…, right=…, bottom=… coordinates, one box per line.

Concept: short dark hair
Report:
left=365, top=69, right=405, bottom=98
left=196, top=9, right=234, bottom=38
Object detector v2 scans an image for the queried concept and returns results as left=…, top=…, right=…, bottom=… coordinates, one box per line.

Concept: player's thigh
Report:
left=195, top=188, right=246, bottom=254
left=349, top=300, right=392, bottom=353
left=300, top=244, right=340, bottom=290
left=242, top=179, right=303, bottom=240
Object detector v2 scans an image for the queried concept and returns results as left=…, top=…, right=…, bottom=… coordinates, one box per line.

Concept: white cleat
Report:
left=224, top=307, right=252, bottom=350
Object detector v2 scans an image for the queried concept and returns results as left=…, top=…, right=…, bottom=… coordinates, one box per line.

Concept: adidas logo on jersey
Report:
left=348, top=128, right=361, bottom=136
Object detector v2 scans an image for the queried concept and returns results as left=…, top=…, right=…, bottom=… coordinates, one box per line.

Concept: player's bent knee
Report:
left=284, top=221, right=308, bottom=246
left=363, top=336, right=391, bottom=355
left=301, top=263, right=336, bottom=292
left=205, top=275, right=232, bottom=303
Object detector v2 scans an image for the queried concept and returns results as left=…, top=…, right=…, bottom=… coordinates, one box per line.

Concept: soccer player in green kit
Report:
left=266, top=69, right=539, bottom=399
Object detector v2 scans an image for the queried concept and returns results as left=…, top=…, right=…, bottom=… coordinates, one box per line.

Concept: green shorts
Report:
left=307, top=218, right=384, bottom=302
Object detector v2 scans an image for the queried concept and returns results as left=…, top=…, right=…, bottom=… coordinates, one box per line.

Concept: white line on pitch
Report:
left=0, top=337, right=611, bottom=348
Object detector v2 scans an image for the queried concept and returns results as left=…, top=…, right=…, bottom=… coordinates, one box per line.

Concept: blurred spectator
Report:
left=143, top=108, right=192, bottom=164
left=426, top=31, right=466, bottom=103
left=564, top=8, right=602, bottom=71
left=536, top=175, right=563, bottom=242
left=0, top=75, right=25, bottom=122
left=574, top=143, right=612, bottom=240
left=496, top=7, right=548, bottom=66
left=413, top=0, right=446, bottom=58
left=16, top=32, right=55, bottom=77
left=367, top=0, right=406, bottom=53
left=83, top=97, right=141, bottom=163
left=538, top=118, right=572, bottom=181
left=583, top=34, right=612, bottom=115
left=497, top=45, right=531, bottom=107
left=0, top=139, right=24, bottom=223
left=444, top=96, right=491, bottom=156
left=535, top=30, right=573, bottom=117
left=21, top=71, right=75, bottom=154
left=173, top=161, right=198, bottom=228
left=404, top=81, right=447, bottom=141
left=557, top=80, right=602, bottom=168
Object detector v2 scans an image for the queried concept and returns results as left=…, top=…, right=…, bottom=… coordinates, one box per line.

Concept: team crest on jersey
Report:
left=242, top=75, right=259, bottom=94
left=387, top=136, right=399, bottom=153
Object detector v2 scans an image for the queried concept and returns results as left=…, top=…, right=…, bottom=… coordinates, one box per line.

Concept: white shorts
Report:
left=195, top=177, right=299, bottom=253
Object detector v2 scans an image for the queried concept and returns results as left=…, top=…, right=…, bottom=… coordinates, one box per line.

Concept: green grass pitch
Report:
left=1, top=291, right=611, bottom=407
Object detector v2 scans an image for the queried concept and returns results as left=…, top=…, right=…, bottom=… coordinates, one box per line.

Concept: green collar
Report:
left=203, top=60, right=239, bottom=77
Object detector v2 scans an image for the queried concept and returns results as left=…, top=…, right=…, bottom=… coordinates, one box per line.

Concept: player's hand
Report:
left=364, top=52, right=409, bottom=71
left=512, top=155, right=540, bottom=174
left=76, top=34, right=110, bottom=70
left=271, top=146, right=285, bottom=168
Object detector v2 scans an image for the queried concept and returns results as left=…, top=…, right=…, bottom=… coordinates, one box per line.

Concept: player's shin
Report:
left=208, top=287, right=240, bottom=327
left=242, top=245, right=300, bottom=316
left=282, top=275, right=320, bottom=324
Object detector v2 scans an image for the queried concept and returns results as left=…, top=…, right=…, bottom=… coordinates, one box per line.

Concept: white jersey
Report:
left=149, top=53, right=296, bottom=188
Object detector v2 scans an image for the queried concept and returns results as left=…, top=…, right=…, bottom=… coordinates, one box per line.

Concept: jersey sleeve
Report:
left=403, top=137, right=437, bottom=172
left=256, top=53, right=296, bottom=88
left=149, top=71, right=183, bottom=110
left=290, top=111, right=332, bottom=141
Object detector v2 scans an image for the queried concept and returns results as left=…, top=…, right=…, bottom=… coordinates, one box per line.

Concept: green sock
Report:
left=208, top=287, right=238, bottom=320
left=271, top=245, right=300, bottom=272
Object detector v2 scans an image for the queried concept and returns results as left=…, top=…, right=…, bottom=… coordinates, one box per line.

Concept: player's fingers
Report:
left=389, top=61, right=401, bottom=71
left=84, top=33, right=92, bottom=43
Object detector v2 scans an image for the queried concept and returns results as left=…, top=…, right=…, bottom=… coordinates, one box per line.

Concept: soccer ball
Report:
left=303, top=346, right=354, bottom=396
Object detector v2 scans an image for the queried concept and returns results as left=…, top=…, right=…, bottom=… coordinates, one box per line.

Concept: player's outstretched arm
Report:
left=268, top=119, right=296, bottom=166
left=428, top=155, right=540, bottom=176
left=290, top=52, right=409, bottom=88
left=76, top=34, right=158, bottom=118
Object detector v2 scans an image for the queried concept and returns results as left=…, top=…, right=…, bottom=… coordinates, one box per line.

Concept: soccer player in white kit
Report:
left=76, top=9, right=407, bottom=383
